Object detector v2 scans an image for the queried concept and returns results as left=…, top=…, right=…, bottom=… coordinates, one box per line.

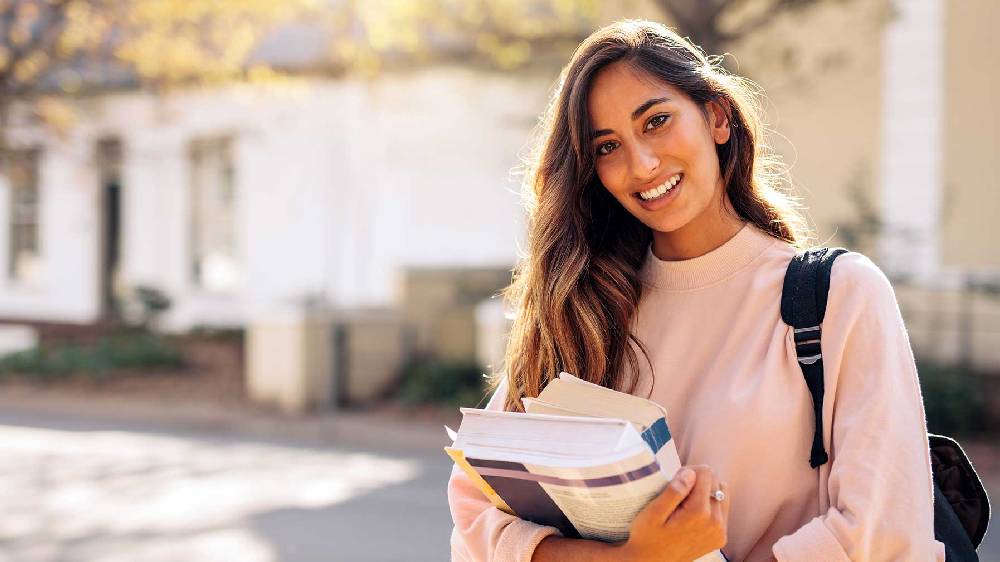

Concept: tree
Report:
left=0, top=0, right=874, bottom=150
left=650, top=0, right=857, bottom=61
left=0, top=0, right=320, bottom=155
left=322, top=0, right=868, bottom=79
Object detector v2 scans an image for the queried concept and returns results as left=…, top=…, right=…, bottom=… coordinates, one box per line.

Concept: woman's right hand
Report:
left=617, top=465, right=730, bottom=562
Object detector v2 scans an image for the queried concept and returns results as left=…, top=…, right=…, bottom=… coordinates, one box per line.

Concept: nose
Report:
left=629, top=141, right=660, bottom=184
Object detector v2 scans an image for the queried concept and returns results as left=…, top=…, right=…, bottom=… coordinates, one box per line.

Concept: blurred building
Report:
left=0, top=0, right=997, bottom=372
left=0, top=69, right=546, bottom=333
left=727, top=0, right=1000, bottom=371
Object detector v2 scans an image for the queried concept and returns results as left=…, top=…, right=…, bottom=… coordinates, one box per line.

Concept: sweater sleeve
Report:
left=772, top=253, right=946, bottom=562
left=447, top=378, right=562, bottom=562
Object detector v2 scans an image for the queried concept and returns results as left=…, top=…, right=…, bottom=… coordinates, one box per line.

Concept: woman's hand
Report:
left=616, top=465, right=730, bottom=562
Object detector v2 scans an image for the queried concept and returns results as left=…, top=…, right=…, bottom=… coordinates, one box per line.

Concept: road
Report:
left=0, top=402, right=996, bottom=562
left=0, top=410, right=456, bottom=562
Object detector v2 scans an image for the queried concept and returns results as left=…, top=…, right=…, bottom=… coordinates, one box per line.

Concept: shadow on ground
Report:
left=0, top=412, right=455, bottom=562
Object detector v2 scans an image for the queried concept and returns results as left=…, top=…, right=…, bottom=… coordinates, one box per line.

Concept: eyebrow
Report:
left=592, top=97, right=672, bottom=139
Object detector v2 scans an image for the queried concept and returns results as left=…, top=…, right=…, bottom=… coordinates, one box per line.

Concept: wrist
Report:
left=616, top=539, right=688, bottom=562
left=531, top=535, right=623, bottom=562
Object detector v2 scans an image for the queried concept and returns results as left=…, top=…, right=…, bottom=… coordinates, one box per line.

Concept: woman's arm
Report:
left=530, top=535, right=621, bottom=561
left=447, top=378, right=562, bottom=562
left=770, top=253, right=945, bottom=561
left=448, top=464, right=561, bottom=561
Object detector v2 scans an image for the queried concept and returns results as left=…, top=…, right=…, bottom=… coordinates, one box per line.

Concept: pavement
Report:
left=0, top=390, right=458, bottom=562
left=0, top=388, right=997, bottom=561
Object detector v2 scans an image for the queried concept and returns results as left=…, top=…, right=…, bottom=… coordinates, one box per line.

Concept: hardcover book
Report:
left=446, top=372, right=727, bottom=561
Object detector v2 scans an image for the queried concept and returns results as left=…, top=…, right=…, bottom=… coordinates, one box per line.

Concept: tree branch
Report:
left=723, top=0, right=829, bottom=43
left=1, top=0, right=73, bottom=93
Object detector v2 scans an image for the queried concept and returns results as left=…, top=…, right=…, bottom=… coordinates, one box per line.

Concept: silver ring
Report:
left=711, top=489, right=726, bottom=502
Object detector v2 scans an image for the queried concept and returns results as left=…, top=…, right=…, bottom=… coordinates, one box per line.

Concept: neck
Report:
left=652, top=197, right=746, bottom=261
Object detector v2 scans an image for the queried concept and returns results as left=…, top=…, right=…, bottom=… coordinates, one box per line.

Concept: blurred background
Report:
left=0, top=0, right=996, bottom=560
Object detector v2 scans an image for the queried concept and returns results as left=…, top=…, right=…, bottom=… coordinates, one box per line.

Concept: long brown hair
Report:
left=498, top=19, right=810, bottom=411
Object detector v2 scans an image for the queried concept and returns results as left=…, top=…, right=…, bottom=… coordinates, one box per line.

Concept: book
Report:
left=446, top=372, right=727, bottom=561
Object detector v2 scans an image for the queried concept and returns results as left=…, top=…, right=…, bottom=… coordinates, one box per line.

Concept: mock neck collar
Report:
left=639, top=222, right=778, bottom=291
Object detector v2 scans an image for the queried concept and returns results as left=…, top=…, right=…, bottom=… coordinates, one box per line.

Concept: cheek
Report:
left=658, top=127, right=718, bottom=184
left=596, top=161, right=627, bottom=196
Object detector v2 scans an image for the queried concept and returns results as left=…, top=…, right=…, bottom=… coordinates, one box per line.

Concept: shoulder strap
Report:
left=781, top=247, right=848, bottom=469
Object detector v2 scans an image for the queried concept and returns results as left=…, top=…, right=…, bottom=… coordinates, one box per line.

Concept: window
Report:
left=6, top=149, right=41, bottom=282
left=189, top=137, right=239, bottom=291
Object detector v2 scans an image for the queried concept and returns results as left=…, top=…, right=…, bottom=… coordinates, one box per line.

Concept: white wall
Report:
left=0, top=66, right=553, bottom=329
left=879, top=0, right=945, bottom=282
left=0, top=128, right=102, bottom=322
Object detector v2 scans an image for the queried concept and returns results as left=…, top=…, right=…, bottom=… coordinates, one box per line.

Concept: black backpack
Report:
left=781, top=247, right=991, bottom=561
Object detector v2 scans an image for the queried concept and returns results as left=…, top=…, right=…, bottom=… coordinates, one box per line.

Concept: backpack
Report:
left=781, top=247, right=991, bottom=561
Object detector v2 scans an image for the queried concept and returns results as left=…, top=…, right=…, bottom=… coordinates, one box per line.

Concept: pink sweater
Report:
left=448, top=223, right=946, bottom=561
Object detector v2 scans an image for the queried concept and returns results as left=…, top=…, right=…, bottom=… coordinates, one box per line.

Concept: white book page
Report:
left=454, top=408, right=632, bottom=455
left=458, top=437, right=651, bottom=468
left=542, top=373, right=667, bottom=429
left=522, top=398, right=646, bottom=433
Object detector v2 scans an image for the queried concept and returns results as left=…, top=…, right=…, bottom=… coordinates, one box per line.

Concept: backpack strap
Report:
left=780, top=247, right=849, bottom=469
left=782, top=249, right=992, bottom=553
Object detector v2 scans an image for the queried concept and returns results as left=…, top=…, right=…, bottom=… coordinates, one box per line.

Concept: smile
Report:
left=635, top=173, right=682, bottom=201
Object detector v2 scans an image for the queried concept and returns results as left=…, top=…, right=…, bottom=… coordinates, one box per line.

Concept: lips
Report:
left=632, top=173, right=682, bottom=211
left=634, top=172, right=682, bottom=202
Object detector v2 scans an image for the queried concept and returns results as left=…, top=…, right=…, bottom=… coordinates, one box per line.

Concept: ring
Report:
left=711, top=489, right=726, bottom=502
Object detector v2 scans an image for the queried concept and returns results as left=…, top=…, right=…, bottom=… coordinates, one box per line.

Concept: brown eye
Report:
left=645, top=114, right=670, bottom=131
left=596, top=141, right=619, bottom=156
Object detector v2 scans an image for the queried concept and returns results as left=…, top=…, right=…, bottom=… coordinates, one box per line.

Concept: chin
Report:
left=648, top=221, right=688, bottom=235
left=634, top=212, right=691, bottom=234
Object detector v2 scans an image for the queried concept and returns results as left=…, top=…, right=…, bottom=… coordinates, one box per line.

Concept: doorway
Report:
left=97, top=138, right=122, bottom=320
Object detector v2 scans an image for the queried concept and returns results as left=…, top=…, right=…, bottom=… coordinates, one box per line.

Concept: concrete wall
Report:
left=400, top=266, right=511, bottom=361
left=897, top=285, right=1000, bottom=373
left=733, top=2, right=887, bottom=253
left=333, top=308, right=409, bottom=404
left=878, top=0, right=946, bottom=281
left=941, top=0, right=1000, bottom=272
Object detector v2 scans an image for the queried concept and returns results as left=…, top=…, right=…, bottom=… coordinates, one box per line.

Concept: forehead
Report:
left=587, top=62, right=684, bottom=124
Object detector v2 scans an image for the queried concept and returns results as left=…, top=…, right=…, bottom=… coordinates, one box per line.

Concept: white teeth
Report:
left=638, top=174, right=681, bottom=201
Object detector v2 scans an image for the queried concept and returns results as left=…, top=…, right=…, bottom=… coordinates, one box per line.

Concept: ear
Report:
left=705, top=99, right=731, bottom=145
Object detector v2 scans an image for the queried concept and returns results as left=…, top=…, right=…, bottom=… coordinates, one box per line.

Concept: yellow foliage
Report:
left=33, top=96, right=78, bottom=137
left=0, top=0, right=598, bottom=95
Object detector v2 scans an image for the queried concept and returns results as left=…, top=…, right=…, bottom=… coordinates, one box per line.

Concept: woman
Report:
left=448, top=19, right=944, bottom=561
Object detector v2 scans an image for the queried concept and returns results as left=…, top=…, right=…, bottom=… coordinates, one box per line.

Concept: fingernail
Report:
left=677, top=468, right=694, bottom=487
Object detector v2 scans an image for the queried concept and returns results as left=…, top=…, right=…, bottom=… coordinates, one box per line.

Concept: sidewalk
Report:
left=1, top=383, right=996, bottom=559
left=0, top=385, right=459, bottom=562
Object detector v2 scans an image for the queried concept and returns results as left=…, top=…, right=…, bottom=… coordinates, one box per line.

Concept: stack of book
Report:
left=446, top=372, right=726, bottom=561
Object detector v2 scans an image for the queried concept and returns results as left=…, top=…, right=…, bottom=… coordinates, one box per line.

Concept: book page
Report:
left=538, top=374, right=666, bottom=429
left=526, top=450, right=667, bottom=542
left=454, top=408, right=634, bottom=457
left=522, top=398, right=645, bottom=434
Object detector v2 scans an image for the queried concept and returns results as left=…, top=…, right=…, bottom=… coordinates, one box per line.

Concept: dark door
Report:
left=97, top=138, right=122, bottom=320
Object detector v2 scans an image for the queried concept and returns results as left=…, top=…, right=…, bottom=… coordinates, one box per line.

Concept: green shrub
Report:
left=916, top=359, right=987, bottom=437
left=133, top=285, right=172, bottom=328
left=398, top=359, right=489, bottom=407
left=0, top=332, right=185, bottom=381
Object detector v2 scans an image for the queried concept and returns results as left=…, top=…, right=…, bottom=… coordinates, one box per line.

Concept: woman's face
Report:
left=587, top=62, right=731, bottom=239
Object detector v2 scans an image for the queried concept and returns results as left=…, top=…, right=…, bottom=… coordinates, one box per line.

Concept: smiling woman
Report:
left=588, top=63, right=743, bottom=259
left=447, top=19, right=946, bottom=562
